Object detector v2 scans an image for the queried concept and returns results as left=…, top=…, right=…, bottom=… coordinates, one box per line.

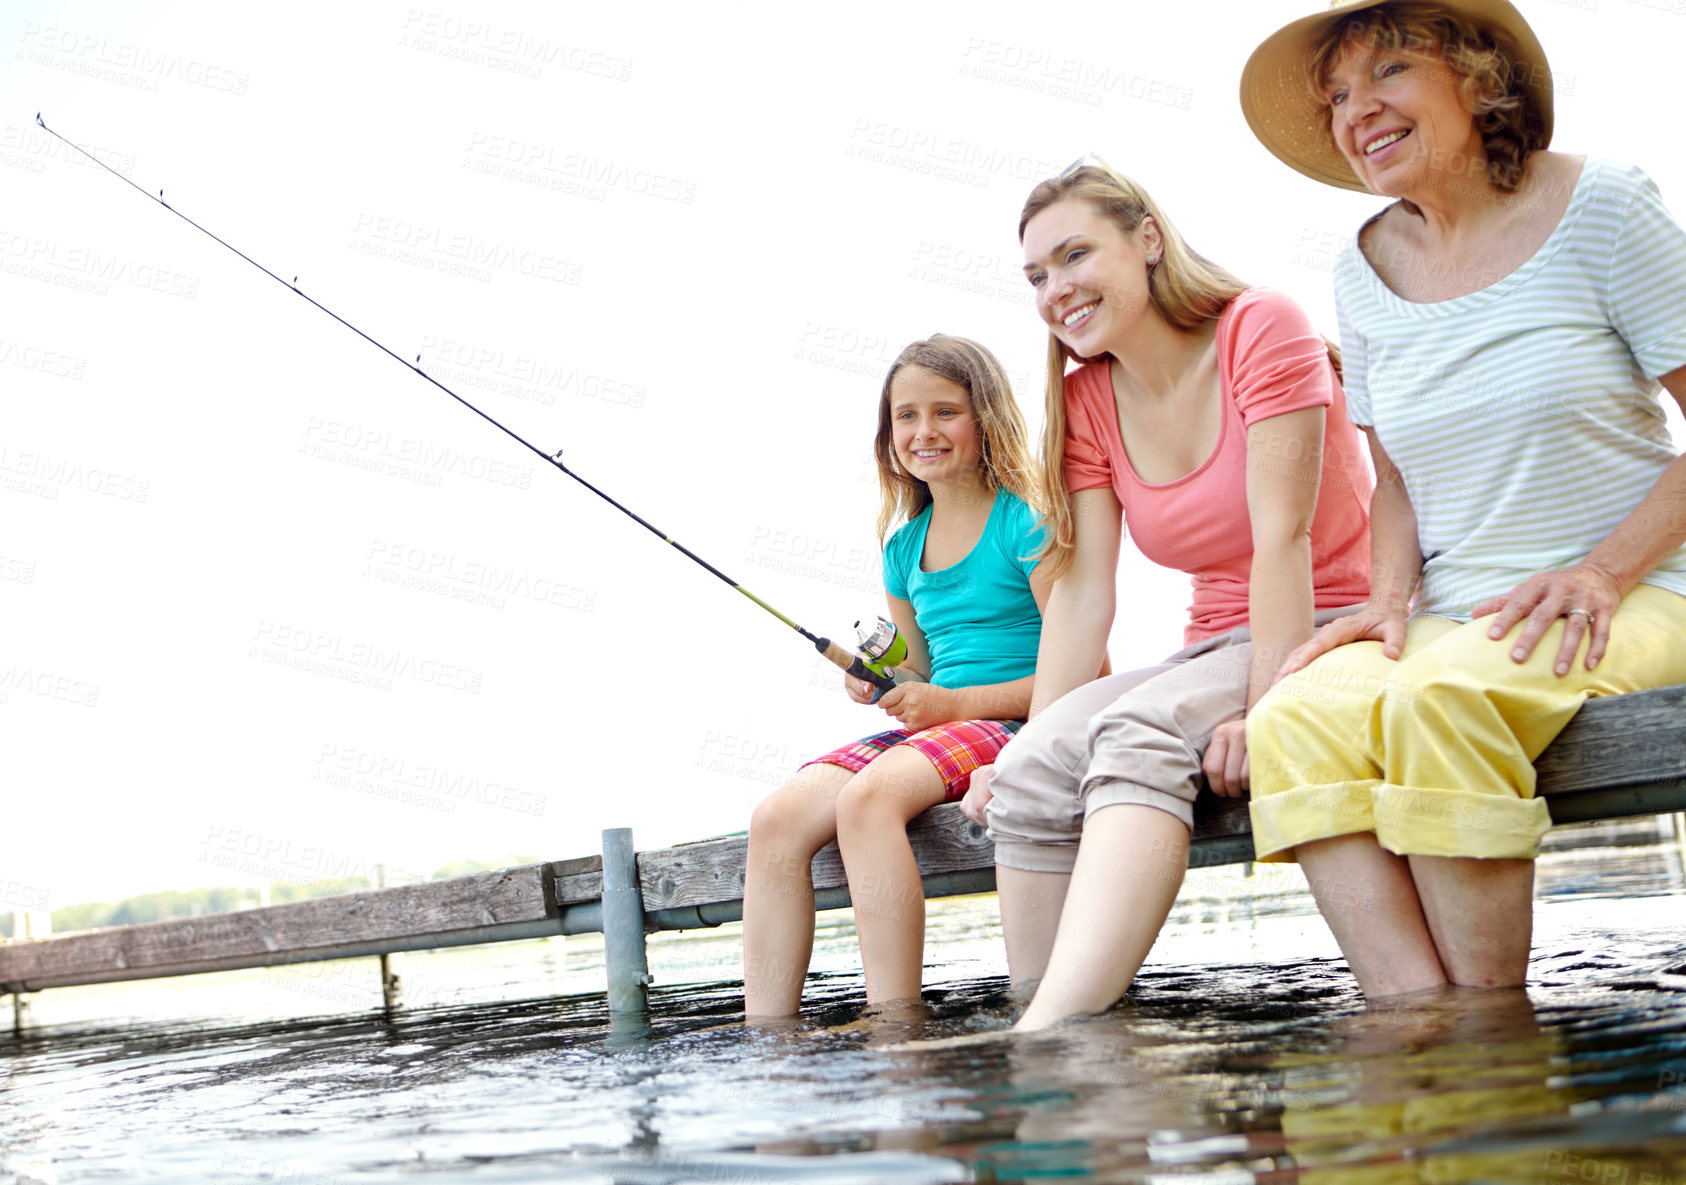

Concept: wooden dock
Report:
left=5, top=683, right=1685, bottom=1024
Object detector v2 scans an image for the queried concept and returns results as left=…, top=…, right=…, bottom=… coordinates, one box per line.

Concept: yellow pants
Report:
left=1247, top=584, right=1686, bottom=862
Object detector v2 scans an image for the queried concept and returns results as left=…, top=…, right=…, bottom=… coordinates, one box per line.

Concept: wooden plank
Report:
left=1192, top=796, right=1254, bottom=841
left=634, top=803, right=997, bottom=913
left=1, top=865, right=555, bottom=987
left=1540, top=780, right=1686, bottom=826
left=551, top=855, right=603, bottom=906
left=1535, top=684, right=1686, bottom=793
left=636, top=796, right=1263, bottom=917
left=635, top=834, right=748, bottom=913
left=4, top=918, right=576, bottom=991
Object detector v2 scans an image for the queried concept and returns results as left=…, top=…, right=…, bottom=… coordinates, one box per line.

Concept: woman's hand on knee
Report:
left=1202, top=720, right=1249, bottom=797
left=959, top=764, right=995, bottom=825
left=1278, top=604, right=1408, bottom=679
left=1470, top=563, right=1622, bottom=675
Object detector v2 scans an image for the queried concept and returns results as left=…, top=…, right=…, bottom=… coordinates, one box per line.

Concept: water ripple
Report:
left=2, top=839, right=1685, bottom=1182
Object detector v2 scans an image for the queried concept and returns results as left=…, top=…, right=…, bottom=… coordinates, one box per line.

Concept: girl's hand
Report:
left=1470, top=563, right=1623, bottom=675
left=878, top=683, right=956, bottom=732
left=844, top=672, right=878, bottom=704
left=959, top=764, right=995, bottom=825
left=1202, top=720, right=1249, bottom=797
left=1276, top=603, right=1409, bottom=680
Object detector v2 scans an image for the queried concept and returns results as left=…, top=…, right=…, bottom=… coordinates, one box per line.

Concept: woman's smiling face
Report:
left=1022, top=196, right=1159, bottom=358
left=1322, top=39, right=1484, bottom=197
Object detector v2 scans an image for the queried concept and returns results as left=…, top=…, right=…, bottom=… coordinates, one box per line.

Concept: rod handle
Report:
left=815, top=638, right=896, bottom=693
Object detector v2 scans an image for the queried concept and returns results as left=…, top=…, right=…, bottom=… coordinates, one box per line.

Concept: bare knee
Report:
left=835, top=755, right=941, bottom=838
left=748, top=782, right=836, bottom=872
left=835, top=776, right=916, bottom=840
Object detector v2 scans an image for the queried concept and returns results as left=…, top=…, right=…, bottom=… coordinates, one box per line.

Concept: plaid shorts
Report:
left=803, top=718, right=1025, bottom=802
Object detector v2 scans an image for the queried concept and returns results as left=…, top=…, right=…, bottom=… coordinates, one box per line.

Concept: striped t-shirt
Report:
left=1335, top=157, right=1686, bottom=620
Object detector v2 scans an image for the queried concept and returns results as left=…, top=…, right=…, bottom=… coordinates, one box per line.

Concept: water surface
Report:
left=3, top=821, right=1684, bottom=1183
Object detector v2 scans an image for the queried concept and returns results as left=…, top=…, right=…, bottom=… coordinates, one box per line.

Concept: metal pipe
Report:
left=601, top=829, right=652, bottom=1014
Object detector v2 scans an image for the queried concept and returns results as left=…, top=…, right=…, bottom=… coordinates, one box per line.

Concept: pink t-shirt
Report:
left=1064, top=288, right=1373, bottom=642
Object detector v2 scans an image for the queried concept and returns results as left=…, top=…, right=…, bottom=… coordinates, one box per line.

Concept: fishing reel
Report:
left=853, top=616, right=919, bottom=704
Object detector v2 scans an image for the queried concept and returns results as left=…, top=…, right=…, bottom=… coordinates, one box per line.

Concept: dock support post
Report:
left=379, top=953, right=404, bottom=1011
left=602, top=828, right=652, bottom=1014
left=11, top=991, right=30, bottom=1033
left=374, top=864, right=404, bottom=1011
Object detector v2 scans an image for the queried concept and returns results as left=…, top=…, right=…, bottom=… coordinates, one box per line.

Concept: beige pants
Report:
left=987, top=609, right=1359, bottom=875
left=984, top=628, right=1250, bottom=874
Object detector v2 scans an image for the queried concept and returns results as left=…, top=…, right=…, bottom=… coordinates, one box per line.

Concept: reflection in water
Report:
left=0, top=831, right=1682, bottom=1182
left=1273, top=990, right=1570, bottom=1183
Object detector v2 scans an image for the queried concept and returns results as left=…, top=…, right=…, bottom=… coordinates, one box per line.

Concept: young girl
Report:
left=966, top=161, right=1373, bottom=1029
left=742, top=334, right=1050, bottom=1017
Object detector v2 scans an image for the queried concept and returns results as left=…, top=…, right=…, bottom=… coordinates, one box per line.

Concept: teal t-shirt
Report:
left=882, top=489, right=1045, bottom=690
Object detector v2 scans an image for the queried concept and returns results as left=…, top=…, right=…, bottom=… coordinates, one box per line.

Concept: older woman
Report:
left=1239, top=0, right=1686, bottom=997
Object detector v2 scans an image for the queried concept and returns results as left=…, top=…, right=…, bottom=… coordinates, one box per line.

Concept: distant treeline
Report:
left=1, top=856, right=543, bottom=939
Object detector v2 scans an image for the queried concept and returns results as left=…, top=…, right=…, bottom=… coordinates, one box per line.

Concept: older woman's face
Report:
left=1322, top=39, right=1484, bottom=197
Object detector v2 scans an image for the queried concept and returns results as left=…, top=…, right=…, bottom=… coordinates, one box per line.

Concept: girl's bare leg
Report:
left=743, top=763, right=852, bottom=1017
left=834, top=746, right=949, bottom=1005
left=1014, top=804, right=1187, bottom=1030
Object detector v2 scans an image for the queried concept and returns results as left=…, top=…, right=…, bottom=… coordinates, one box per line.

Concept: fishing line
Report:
left=36, top=114, right=895, bottom=693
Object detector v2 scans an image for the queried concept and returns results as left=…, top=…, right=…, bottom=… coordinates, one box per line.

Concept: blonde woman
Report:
left=968, top=163, right=1373, bottom=1029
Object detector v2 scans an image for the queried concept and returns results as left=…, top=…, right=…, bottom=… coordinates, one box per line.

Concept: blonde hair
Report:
left=1016, top=166, right=1248, bottom=579
left=874, top=334, right=1038, bottom=544
left=1308, top=2, right=1547, bottom=193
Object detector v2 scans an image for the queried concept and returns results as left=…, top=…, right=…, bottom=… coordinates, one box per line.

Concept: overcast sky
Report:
left=4, top=1, right=1682, bottom=910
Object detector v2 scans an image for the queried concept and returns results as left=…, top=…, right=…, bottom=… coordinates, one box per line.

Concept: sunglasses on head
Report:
left=1060, top=152, right=1118, bottom=180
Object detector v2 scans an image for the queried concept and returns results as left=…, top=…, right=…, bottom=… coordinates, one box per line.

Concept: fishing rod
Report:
left=35, top=114, right=902, bottom=694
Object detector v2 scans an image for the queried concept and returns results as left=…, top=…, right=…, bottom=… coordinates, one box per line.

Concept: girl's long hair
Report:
left=874, top=334, right=1037, bottom=544
left=1017, top=166, right=1251, bottom=578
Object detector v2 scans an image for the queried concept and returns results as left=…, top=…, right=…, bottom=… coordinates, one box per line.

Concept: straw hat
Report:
left=1239, top=0, right=1554, bottom=192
